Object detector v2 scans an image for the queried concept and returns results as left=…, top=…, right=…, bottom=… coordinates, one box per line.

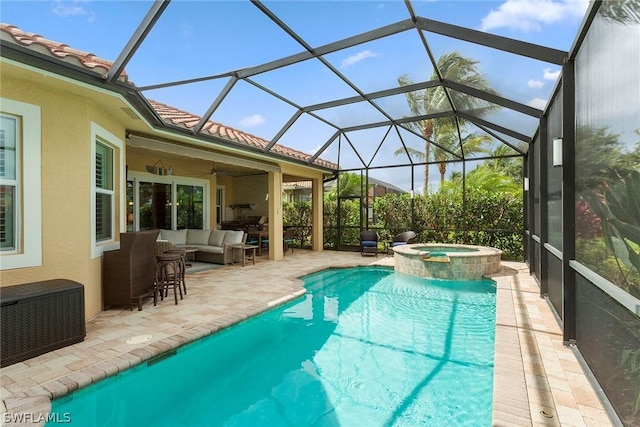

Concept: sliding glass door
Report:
left=177, top=184, right=203, bottom=229
left=139, top=182, right=172, bottom=230
left=127, top=173, right=208, bottom=231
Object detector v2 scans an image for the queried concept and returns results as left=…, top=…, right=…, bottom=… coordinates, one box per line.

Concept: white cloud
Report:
left=238, top=114, right=265, bottom=127
left=341, top=50, right=379, bottom=69
left=527, top=97, right=547, bottom=109
left=52, top=1, right=95, bottom=22
left=543, top=67, right=561, bottom=80
left=179, top=23, right=194, bottom=39
left=528, top=79, right=544, bottom=88
left=52, top=2, right=84, bottom=17
left=480, top=0, right=589, bottom=32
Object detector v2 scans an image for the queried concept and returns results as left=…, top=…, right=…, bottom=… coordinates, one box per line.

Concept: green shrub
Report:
left=284, top=187, right=524, bottom=260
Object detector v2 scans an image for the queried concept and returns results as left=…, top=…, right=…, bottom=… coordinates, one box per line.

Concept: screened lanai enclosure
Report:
left=3, top=0, right=639, bottom=425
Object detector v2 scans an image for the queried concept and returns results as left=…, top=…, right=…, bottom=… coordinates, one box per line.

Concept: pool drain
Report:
left=540, top=410, right=554, bottom=418
left=126, top=334, right=153, bottom=344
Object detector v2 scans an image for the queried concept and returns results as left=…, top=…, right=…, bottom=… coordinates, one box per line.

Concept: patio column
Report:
left=312, top=177, right=323, bottom=251
left=268, top=171, right=283, bottom=260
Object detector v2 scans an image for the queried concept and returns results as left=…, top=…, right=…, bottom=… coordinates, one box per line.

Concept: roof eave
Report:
left=1, top=40, right=336, bottom=173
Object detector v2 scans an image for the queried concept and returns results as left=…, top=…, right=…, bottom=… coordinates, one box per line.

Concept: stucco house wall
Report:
left=1, top=67, right=127, bottom=318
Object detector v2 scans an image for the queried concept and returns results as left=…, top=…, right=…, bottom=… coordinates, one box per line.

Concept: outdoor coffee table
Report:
left=229, top=244, right=259, bottom=267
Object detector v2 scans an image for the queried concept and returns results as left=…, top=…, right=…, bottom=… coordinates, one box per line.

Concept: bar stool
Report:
left=166, top=248, right=187, bottom=295
left=154, top=252, right=184, bottom=305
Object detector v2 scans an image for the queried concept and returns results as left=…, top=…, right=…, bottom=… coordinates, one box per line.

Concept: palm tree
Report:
left=325, top=172, right=363, bottom=201
left=397, top=51, right=500, bottom=193
left=397, top=122, right=491, bottom=185
left=442, top=165, right=522, bottom=195
left=432, top=125, right=492, bottom=185
left=484, top=142, right=526, bottom=181
left=600, top=0, right=640, bottom=25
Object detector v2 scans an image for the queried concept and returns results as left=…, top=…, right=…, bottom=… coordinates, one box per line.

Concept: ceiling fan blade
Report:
left=184, top=161, right=235, bottom=177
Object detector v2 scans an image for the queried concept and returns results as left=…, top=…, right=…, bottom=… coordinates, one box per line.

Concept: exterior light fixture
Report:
left=524, top=177, right=529, bottom=191
left=552, top=138, right=563, bottom=167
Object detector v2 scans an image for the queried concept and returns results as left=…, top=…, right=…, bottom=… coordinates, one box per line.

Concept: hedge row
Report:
left=284, top=190, right=524, bottom=260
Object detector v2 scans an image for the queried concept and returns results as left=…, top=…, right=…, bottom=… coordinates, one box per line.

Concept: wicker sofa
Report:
left=157, top=229, right=246, bottom=265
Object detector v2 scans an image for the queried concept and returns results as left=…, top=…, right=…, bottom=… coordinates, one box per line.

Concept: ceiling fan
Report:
left=186, top=161, right=232, bottom=178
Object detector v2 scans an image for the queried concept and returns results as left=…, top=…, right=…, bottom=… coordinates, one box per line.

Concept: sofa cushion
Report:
left=208, top=229, right=226, bottom=247
left=192, top=245, right=224, bottom=254
left=223, top=230, right=244, bottom=245
left=160, top=229, right=187, bottom=245
left=187, top=229, right=211, bottom=245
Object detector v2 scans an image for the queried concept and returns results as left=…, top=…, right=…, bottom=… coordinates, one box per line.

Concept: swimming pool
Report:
left=48, top=266, right=496, bottom=426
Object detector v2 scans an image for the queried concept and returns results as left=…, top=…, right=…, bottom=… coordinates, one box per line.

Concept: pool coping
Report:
left=1, top=286, right=312, bottom=419
left=1, top=254, right=611, bottom=426
left=489, top=265, right=537, bottom=425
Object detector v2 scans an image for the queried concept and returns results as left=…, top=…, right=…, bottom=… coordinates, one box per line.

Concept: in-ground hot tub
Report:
left=393, top=243, right=502, bottom=280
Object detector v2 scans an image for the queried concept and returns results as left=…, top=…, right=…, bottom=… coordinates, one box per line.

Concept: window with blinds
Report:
left=95, top=140, right=113, bottom=242
left=0, top=115, right=18, bottom=251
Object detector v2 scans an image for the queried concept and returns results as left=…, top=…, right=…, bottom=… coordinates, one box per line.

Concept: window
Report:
left=0, top=114, right=18, bottom=250
left=91, top=122, right=123, bottom=258
left=216, top=186, right=224, bottom=226
left=95, top=141, right=114, bottom=242
left=126, top=180, right=134, bottom=232
left=0, top=98, right=41, bottom=270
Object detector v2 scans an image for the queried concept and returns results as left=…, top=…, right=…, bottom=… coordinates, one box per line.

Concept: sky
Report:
left=1, top=0, right=591, bottom=192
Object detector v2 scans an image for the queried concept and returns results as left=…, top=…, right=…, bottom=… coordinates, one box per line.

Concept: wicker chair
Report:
left=359, top=230, right=379, bottom=257
left=391, top=231, right=417, bottom=246
left=388, top=231, right=417, bottom=255
left=154, top=240, right=175, bottom=259
left=283, top=228, right=295, bottom=254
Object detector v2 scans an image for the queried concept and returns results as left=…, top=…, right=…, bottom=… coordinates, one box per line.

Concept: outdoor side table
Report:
left=230, top=244, right=259, bottom=266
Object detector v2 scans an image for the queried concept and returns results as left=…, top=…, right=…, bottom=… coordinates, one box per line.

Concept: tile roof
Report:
left=283, top=181, right=312, bottom=190
left=148, top=100, right=336, bottom=168
left=284, top=176, right=407, bottom=193
left=0, top=23, right=336, bottom=170
left=0, top=24, right=128, bottom=82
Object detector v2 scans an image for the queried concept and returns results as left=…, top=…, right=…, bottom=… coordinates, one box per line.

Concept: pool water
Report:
left=49, top=267, right=496, bottom=426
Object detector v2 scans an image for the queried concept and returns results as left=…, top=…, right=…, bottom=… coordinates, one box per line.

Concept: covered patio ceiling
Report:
left=2, top=0, right=592, bottom=190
